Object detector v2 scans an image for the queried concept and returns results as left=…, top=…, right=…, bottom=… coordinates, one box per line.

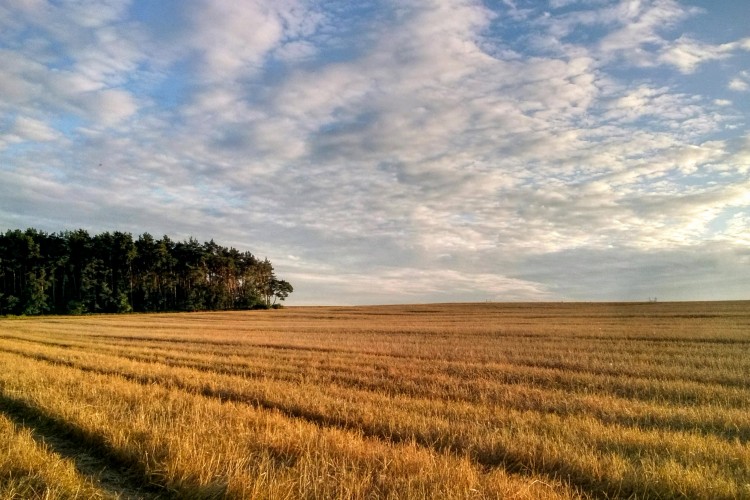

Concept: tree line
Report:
left=0, top=228, right=293, bottom=315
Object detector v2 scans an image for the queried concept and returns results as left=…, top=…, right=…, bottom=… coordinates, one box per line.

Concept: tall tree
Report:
left=270, top=279, right=294, bottom=306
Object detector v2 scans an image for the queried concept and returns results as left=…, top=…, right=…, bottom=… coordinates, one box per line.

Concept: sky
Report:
left=1, top=0, right=749, bottom=305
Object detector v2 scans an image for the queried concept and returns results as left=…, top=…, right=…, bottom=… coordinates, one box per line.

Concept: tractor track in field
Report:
left=0, top=349, right=669, bottom=500
left=0, top=391, right=173, bottom=499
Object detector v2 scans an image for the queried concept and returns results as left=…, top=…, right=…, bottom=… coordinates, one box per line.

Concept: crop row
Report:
left=0, top=351, right=574, bottom=499
left=0, top=337, right=748, bottom=498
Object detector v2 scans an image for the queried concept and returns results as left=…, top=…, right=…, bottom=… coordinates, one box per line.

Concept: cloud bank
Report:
left=1, top=0, right=748, bottom=304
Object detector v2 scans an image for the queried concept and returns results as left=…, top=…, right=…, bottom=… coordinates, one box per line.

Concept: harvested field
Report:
left=0, top=301, right=749, bottom=499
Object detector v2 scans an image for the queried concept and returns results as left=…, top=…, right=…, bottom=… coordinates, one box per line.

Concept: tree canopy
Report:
left=0, top=228, right=293, bottom=315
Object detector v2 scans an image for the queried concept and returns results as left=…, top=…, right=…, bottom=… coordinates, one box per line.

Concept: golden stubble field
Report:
left=0, top=301, right=749, bottom=499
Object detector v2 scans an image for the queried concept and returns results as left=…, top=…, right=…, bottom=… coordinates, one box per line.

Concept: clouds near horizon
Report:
left=1, top=0, right=748, bottom=304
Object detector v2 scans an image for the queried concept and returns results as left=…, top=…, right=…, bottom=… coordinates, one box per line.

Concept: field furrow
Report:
left=4, top=330, right=749, bottom=392
left=2, top=337, right=749, bottom=438
left=2, top=334, right=748, bottom=410
left=1, top=343, right=749, bottom=498
left=1, top=302, right=748, bottom=498
left=0, top=350, right=576, bottom=500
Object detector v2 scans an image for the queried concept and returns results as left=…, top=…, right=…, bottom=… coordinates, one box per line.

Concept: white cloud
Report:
left=184, top=0, right=321, bottom=82
left=728, top=71, right=749, bottom=91
left=657, top=36, right=744, bottom=74
left=0, top=48, right=46, bottom=104
left=720, top=212, right=750, bottom=246
left=55, top=0, right=130, bottom=29
left=12, top=116, right=60, bottom=141
left=603, top=85, right=703, bottom=123
left=0, top=2, right=146, bottom=134
left=285, top=266, right=555, bottom=304
left=597, top=0, right=687, bottom=58
left=549, top=0, right=578, bottom=9
left=540, top=1, right=748, bottom=75
left=83, top=88, right=139, bottom=127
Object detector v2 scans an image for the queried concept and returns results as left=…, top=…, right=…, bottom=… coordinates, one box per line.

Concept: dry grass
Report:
left=0, top=413, right=110, bottom=499
left=0, top=301, right=749, bottom=499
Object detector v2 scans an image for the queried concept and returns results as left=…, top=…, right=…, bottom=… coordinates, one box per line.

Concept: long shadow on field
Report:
left=0, top=352, right=614, bottom=498
left=0, top=392, right=181, bottom=499
left=6, top=348, right=703, bottom=499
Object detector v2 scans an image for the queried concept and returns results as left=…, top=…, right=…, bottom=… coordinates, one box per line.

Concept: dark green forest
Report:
left=0, top=228, right=293, bottom=316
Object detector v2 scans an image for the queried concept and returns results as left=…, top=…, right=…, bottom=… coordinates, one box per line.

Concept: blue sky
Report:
left=1, top=0, right=748, bottom=304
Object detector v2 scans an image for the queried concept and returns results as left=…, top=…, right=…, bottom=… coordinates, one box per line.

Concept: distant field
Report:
left=0, top=302, right=749, bottom=499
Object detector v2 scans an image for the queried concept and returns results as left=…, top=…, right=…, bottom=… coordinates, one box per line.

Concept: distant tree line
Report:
left=0, top=228, right=293, bottom=315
